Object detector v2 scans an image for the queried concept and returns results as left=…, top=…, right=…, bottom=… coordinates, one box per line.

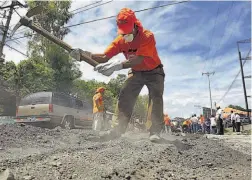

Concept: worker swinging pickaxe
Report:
left=10, top=6, right=98, bottom=67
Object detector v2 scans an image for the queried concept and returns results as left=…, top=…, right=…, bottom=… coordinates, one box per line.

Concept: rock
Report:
left=22, top=176, right=34, bottom=180
left=50, top=161, right=62, bottom=167
left=130, top=170, right=136, bottom=175
left=54, top=126, right=62, bottom=132
left=125, top=174, right=131, bottom=180
left=52, top=156, right=58, bottom=161
left=42, top=140, right=49, bottom=143
left=72, top=173, right=78, bottom=179
left=0, top=147, right=4, bottom=150
left=0, top=168, right=15, bottom=180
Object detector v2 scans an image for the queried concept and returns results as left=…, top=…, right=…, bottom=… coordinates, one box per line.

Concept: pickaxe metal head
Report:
left=10, top=6, right=44, bottom=37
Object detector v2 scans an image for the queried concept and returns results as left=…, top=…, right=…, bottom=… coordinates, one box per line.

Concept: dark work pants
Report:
left=236, top=122, right=241, bottom=132
left=117, top=66, right=165, bottom=135
left=232, top=120, right=236, bottom=132
left=217, top=118, right=224, bottom=135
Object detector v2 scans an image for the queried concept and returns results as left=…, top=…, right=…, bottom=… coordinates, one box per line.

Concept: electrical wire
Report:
left=208, top=6, right=245, bottom=96
left=63, top=0, right=190, bottom=29
left=201, top=1, right=220, bottom=73
left=210, top=6, right=245, bottom=70
left=5, top=33, right=35, bottom=42
left=217, top=48, right=251, bottom=103
left=5, top=43, right=28, bottom=57
left=72, top=0, right=113, bottom=15
left=70, top=0, right=102, bottom=12
left=8, top=1, right=106, bottom=38
left=209, top=1, right=234, bottom=71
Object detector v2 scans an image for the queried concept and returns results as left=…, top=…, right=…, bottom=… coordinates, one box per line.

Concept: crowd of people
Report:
left=164, top=105, right=244, bottom=135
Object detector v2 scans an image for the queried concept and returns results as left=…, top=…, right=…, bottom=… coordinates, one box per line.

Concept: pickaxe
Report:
left=10, top=6, right=99, bottom=67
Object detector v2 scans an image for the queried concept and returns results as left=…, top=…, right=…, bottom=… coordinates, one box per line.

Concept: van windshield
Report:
left=20, top=92, right=52, bottom=105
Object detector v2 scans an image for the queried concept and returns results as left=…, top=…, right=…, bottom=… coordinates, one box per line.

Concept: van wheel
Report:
left=63, top=116, right=74, bottom=130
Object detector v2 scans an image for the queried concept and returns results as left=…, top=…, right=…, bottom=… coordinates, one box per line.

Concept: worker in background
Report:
left=216, top=104, right=224, bottom=135
left=235, top=113, right=241, bottom=134
left=92, top=87, right=105, bottom=131
left=210, top=115, right=217, bottom=134
left=191, top=114, right=198, bottom=134
left=200, top=114, right=205, bottom=133
left=204, top=117, right=211, bottom=134
left=182, top=119, right=190, bottom=133
left=230, top=110, right=236, bottom=132
left=188, top=118, right=192, bottom=133
left=70, top=8, right=165, bottom=142
left=164, top=114, right=171, bottom=133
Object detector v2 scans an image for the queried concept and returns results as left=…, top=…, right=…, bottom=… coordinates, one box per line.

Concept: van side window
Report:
left=75, top=99, right=83, bottom=109
left=53, top=93, right=72, bottom=108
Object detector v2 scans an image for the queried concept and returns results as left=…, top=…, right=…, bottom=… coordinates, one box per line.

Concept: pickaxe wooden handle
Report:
left=10, top=6, right=99, bottom=67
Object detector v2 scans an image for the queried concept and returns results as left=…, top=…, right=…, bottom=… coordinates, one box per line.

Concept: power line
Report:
left=72, top=0, right=113, bottom=15
left=209, top=5, right=245, bottom=93
left=218, top=61, right=246, bottom=103
left=6, top=1, right=189, bottom=52
left=201, top=1, right=220, bottom=73
left=8, top=27, right=29, bottom=36
left=209, top=1, right=234, bottom=71
left=5, top=43, right=28, bottom=57
left=63, top=0, right=190, bottom=29
left=217, top=48, right=251, bottom=103
left=5, top=33, right=35, bottom=42
left=0, top=1, right=8, bottom=7
left=212, top=6, right=245, bottom=69
left=8, top=1, right=105, bottom=37
left=70, top=0, right=102, bottom=12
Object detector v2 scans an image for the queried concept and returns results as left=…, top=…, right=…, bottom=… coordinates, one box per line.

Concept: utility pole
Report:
left=0, top=1, right=27, bottom=62
left=0, top=1, right=15, bottom=62
left=202, top=72, right=215, bottom=115
left=237, top=38, right=251, bottom=118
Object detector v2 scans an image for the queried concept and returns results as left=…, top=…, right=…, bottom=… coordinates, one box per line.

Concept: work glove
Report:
left=94, top=60, right=123, bottom=76
left=70, top=48, right=92, bottom=61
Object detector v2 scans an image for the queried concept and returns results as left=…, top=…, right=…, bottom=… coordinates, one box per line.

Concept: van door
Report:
left=74, top=99, right=83, bottom=126
left=82, top=101, right=93, bottom=127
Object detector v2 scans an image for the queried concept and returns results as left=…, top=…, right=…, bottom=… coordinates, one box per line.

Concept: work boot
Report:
left=149, top=133, right=162, bottom=142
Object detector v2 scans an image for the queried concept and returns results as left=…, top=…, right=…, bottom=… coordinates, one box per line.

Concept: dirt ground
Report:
left=0, top=124, right=251, bottom=180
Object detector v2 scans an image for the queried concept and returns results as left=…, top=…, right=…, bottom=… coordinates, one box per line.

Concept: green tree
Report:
left=0, top=61, right=17, bottom=91
left=16, top=59, right=55, bottom=97
left=228, top=104, right=246, bottom=111
left=107, top=74, right=127, bottom=98
left=132, top=95, right=149, bottom=122
left=27, top=1, right=81, bottom=93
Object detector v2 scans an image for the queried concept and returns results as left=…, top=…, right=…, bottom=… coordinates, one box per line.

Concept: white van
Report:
left=15, top=91, right=93, bottom=129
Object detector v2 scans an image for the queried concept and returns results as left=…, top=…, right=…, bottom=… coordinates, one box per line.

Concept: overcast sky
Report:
left=1, top=0, right=251, bottom=118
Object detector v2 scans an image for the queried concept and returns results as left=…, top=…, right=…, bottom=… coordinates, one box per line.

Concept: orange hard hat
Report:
left=96, top=87, right=105, bottom=93
left=116, top=8, right=143, bottom=34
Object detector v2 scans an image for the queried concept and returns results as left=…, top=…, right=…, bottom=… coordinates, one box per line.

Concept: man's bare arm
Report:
left=122, top=55, right=144, bottom=69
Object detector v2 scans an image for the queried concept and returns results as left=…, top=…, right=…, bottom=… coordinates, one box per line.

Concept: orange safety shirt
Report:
left=200, top=116, right=205, bottom=124
left=104, top=29, right=161, bottom=71
left=164, top=116, right=171, bottom=126
left=93, top=93, right=104, bottom=113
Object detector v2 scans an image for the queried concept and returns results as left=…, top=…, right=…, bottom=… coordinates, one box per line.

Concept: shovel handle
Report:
left=29, top=22, right=99, bottom=67
left=79, top=50, right=99, bottom=67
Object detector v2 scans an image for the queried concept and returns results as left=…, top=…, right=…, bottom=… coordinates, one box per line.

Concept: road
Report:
left=0, top=124, right=251, bottom=180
